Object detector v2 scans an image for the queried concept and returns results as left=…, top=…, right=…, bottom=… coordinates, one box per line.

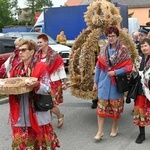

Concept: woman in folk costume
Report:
left=0, top=38, right=24, bottom=78
left=35, top=33, right=67, bottom=128
left=93, top=26, right=133, bottom=141
left=132, top=38, right=150, bottom=144
left=9, top=39, right=60, bottom=149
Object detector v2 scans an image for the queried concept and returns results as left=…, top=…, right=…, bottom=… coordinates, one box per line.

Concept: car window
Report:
left=22, top=34, right=39, bottom=42
left=0, top=39, right=15, bottom=53
left=22, top=34, right=56, bottom=45
left=4, top=32, right=57, bottom=45
left=0, top=41, right=4, bottom=54
left=47, top=36, right=57, bottom=45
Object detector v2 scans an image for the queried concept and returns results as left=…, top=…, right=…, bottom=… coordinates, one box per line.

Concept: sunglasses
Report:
left=18, top=48, right=28, bottom=52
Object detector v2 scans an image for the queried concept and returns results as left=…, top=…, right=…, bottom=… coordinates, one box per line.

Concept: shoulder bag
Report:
left=115, top=74, right=129, bottom=93
left=127, top=75, right=140, bottom=100
left=108, top=50, right=129, bottom=93
left=34, top=94, right=53, bottom=111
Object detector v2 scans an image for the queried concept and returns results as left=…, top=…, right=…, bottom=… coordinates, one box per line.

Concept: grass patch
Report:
left=0, top=95, right=7, bottom=99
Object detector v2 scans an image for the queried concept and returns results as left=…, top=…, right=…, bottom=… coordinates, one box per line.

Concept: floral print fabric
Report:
left=97, top=98, right=124, bottom=119
left=134, top=95, right=150, bottom=126
left=12, top=124, right=60, bottom=150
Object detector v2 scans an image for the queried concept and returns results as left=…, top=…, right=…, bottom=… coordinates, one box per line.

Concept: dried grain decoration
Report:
left=69, top=0, right=138, bottom=99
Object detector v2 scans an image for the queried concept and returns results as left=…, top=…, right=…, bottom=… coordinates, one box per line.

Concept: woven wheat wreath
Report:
left=69, top=0, right=138, bottom=99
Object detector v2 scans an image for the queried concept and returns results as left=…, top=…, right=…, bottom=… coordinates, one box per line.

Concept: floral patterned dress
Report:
left=10, top=62, right=60, bottom=150
left=133, top=55, right=150, bottom=126
left=94, top=42, right=133, bottom=119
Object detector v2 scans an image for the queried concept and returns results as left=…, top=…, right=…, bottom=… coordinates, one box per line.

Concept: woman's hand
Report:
left=26, top=81, right=39, bottom=89
left=61, top=79, right=67, bottom=90
left=62, top=84, right=67, bottom=90
left=108, top=71, right=115, bottom=77
left=93, top=83, right=98, bottom=91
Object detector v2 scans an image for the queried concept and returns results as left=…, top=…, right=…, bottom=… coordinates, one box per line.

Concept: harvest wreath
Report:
left=69, top=0, right=138, bottom=99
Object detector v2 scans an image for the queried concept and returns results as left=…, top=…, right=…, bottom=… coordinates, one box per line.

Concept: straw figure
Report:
left=69, top=0, right=138, bottom=99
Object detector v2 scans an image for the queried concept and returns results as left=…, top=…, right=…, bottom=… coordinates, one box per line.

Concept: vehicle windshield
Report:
left=22, top=34, right=57, bottom=45
left=4, top=32, right=57, bottom=45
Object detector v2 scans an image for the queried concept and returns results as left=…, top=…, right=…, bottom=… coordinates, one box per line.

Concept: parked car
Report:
left=0, top=37, right=15, bottom=67
left=3, top=32, right=71, bottom=70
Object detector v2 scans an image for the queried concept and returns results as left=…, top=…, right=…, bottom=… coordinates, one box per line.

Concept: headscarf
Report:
left=34, top=46, right=64, bottom=75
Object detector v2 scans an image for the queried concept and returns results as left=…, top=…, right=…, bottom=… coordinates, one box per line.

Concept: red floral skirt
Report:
left=12, top=124, right=60, bottom=150
left=50, top=80, right=63, bottom=106
left=97, top=98, right=124, bottom=119
left=134, top=95, right=150, bottom=126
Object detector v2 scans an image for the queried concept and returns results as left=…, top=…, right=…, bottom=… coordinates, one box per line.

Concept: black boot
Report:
left=91, top=99, right=98, bottom=109
left=135, top=126, right=145, bottom=144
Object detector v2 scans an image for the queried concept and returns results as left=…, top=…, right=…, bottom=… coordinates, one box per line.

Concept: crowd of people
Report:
left=0, top=34, right=67, bottom=149
left=1, top=26, right=150, bottom=149
left=93, top=26, right=150, bottom=144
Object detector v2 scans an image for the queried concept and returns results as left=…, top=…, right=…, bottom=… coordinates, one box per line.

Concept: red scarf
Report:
left=9, top=49, right=20, bottom=68
left=34, top=46, right=64, bottom=75
left=96, top=42, right=133, bottom=84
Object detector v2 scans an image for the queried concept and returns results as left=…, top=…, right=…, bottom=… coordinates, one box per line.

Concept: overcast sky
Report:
left=18, top=0, right=67, bottom=8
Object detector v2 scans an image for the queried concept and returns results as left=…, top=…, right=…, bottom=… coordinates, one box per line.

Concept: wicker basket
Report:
left=0, top=77, right=38, bottom=95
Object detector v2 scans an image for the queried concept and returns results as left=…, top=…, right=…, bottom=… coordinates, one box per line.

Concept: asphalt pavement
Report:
left=0, top=89, right=150, bottom=150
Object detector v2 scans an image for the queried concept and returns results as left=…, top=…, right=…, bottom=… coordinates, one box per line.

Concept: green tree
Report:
left=24, top=0, right=53, bottom=25
left=10, top=0, right=20, bottom=19
left=0, top=0, right=16, bottom=31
